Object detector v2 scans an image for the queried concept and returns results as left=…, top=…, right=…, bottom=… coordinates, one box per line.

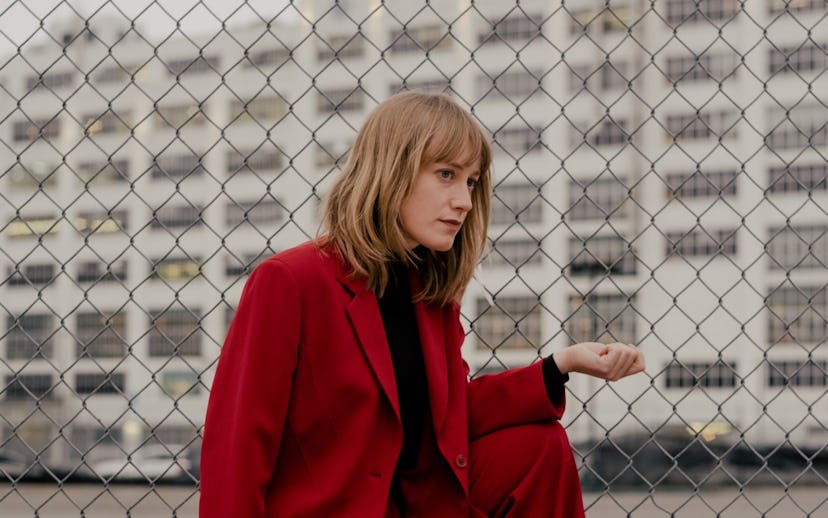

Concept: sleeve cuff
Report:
left=542, top=355, right=569, bottom=407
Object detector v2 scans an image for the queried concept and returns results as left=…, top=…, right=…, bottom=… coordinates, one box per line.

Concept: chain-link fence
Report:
left=0, top=0, right=827, bottom=515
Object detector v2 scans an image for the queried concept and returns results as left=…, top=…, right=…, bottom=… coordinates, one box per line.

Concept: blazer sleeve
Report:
left=455, top=310, right=566, bottom=441
left=199, top=259, right=301, bottom=518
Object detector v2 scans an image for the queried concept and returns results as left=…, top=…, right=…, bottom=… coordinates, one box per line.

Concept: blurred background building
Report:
left=0, top=0, right=826, bottom=488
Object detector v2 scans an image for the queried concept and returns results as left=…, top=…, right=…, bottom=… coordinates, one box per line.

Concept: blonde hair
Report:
left=320, top=91, right=492, bottom=306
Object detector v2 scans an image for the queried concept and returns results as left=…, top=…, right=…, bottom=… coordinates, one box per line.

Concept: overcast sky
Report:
left=0, top=0, right=295, bottom=56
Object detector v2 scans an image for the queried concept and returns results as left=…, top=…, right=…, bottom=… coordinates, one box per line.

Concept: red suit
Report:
left=200, top=242, right=584, bottom=517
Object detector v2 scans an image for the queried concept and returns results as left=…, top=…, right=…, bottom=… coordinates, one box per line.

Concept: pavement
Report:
left=0, top=483, right=825, bottom=516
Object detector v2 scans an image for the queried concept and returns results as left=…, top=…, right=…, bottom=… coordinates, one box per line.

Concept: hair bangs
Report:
left=422, top=107, right=490, bottom=172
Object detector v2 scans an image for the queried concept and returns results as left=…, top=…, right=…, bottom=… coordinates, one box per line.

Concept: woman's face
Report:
left=399, top=155, right=481, bottom=252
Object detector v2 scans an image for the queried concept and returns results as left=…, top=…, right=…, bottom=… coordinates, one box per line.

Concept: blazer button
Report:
left=455, top=454, right=467, bottom=469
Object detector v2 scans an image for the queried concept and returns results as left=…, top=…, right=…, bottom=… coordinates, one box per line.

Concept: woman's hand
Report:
left=552, top=342, right=645, bottom=381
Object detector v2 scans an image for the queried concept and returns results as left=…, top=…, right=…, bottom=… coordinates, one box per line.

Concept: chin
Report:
left=421, top=239, right=455, bottom=253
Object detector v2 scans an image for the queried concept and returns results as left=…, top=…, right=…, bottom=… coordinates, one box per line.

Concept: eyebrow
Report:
left=441, top=161, right=480, bottom=175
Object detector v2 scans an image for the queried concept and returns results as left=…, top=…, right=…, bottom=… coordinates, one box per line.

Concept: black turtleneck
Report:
left=376, top=261, right=569, bottom=476
left=377, top=261, right=429, bottom=471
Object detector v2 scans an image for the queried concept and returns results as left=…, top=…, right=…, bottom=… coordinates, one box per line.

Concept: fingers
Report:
left=629, top=348, right=646, bottom=375
left=602, top=343, right=644, bottom=381
left=577, top=342, right=609, bottom=356
left=605, top=344, right=630, bottom=381
left=564, top=342, right=646, bottom=381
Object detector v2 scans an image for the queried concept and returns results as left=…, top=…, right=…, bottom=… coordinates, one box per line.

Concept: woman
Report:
left=200, top=92, right=644, bottom=517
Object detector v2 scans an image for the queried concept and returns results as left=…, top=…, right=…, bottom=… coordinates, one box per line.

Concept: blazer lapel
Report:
left=337, top=265, right=400, bottom=421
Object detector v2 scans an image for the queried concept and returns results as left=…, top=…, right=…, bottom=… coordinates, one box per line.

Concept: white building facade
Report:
left=0, top=0, right=825, bottom=471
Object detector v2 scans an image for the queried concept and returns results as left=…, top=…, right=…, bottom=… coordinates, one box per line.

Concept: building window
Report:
left=474, top=296, right=542, bottom=351
left=149, top=309, right=202, bottom=357
left=75, top=159, right=129, bottom=184
left=600, top=6, right=633, bottom=33
left=69, top=426, right=123, bottom=455
left=228, top=97, right=287, bottom=123
left=6, top=314, right=54, bottom=360
left=477, top=70, right=541, bottom=102
left=225, top=306, right=235, bottom=333
left=491, top=126, right=543, bottom=156
left=390, top=78, right=452, bottom=95
left=567, top=7, right=634, bottom=35
left=5, top=162, right=58, bottom=190
left=317, top=33, right=366, bottom=61
left=599, top=61, right=630, bottom=90
left=91, top=64, right=132, bottom=84
left=244, top=48, right=290, bottom=69
left=588, top=117, right=630, bottom=146
left=76, top=312, right=128, bottom=358
left=491, top=183, right=544, bottom=225
left=665, top=169, right=738, bottom=198
left=767, top=163, right=827, bottom=193
left=477, top=14, right=543, bottom=45
left=568, top=64, right=593, bottom=91
left=226, top=148, right=285, bottom=175
left=767, top=359, right=828, bottom=387
left=5, top=215, right=59, bottom=239
left=151, top=204, right=203, bottom=229
left=154, top=104, right=206, bottom=129
left=225, top=252, right=269, bottom=277
left=569, top=9, right=595, bottom=35
left=160, top=370, right=201, bottom=397
left=82, top=110, right=130, bottom=136
left=75, top=210, right=128, bottom=234
left=226, top=199, right=285, bottom=228
left=768, top=42, right=828, bottom=75
left=75, top=372, right=126, bottom=395
left=165, top=55, right=220, bottom=76
left=568, top=293, right=637, bottom=344
left=312, top=141, right=351, bottom=169
left=665, top=52, right=738, bottom=83
left=665, top=228, right=738, bottom=257
left=25, top=71, right=74, bottom=90
left=663, top=0, right=741, bottom=25
left=666, top=110, right=738, bottom=141
left=4, top=374, right=54, bottom=400
left=317, top=88, right=365, bottom=114
left=766, top=105, right=828, bottom=150
left=7, top=263, right=56, bottom=287
left=767, top=224, right=827, bottom=271
left=568, top=177, right=628, bottom=221
left=569, top=236, right=636, bottom=276
left=13, top=118, right=61, bottom=142
left=485, top=239, right=542, bottom=268
left=768, top=284, right=827, bottom=345
left=76, top=261, right=127, bottom=284
left=769, top=0, right=825, bottom=14
left=143, top=426, right=198, bottom=448
left=151, top=257, right=201, bottom=281
left=389, top=24, right=451, bottom=53
left=665, top=360, right=739, bottom=388
left=150, top=153, right=204, bottom=179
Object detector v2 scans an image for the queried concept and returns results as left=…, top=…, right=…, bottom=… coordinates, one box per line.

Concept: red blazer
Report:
left=199, top=242, right=564, bottom=517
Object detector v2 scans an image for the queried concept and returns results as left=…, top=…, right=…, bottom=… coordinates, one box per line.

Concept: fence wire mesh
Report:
left=0, top=0, right=827, bottom=515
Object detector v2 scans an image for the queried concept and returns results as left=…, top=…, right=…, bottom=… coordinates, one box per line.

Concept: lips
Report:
left=440, top=219, right=462, bottom=231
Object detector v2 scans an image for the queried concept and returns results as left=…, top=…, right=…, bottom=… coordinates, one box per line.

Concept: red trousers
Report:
left=387, top=421, right=585, bottom=517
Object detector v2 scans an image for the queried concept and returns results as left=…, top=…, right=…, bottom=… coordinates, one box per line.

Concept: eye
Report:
left=438, top=169, right=454, bottom=180
left=467, top=177, right=479, bottom=189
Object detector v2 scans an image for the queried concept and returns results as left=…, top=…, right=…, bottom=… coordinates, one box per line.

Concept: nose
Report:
left=451, top=184, right=473, bottom=213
